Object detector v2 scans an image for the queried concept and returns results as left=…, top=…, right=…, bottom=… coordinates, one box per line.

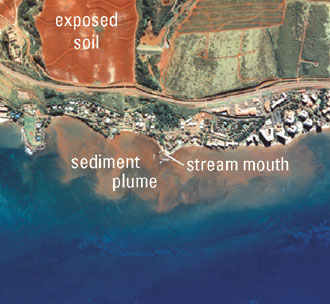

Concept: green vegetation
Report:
left=0, top=31, right=11, bottom=60
left=216, top=116, right=265, bottom=142
left=164, top=33, right=212, bottom=98
left=136, top=0, right=175, bottom=44
left=5, top=88, right=40, bottom=109
left=136, top=57, right=162, bottom=91
left=274, top=1, right=308, bottom=78
left=274, top=2, right=330, bottom=79
left=162, top=0, right=330, bottom=98
left=165, top=103, right=200, bottom=120
left=240, top=29, right=277, bottom=83
left=301, top=4, right=330, bottom=78
left=136, top=100, right=199, bottom=131
left=43, top=89, right=64, bottom=101
left=2, top=59, right=45, bottom=81
left=8, top=89, right=20, bottom=108
left=40, top=89, right=196, bottom=119
left=125, top=96, right=156, bottom=109
left=94, top=25, right=104, bottom=34
left=136, top=0, right=154, bottom=43
left=40, top=88, right=66, bottom=110
left=5, top=0, right=52, bottom=83
left=149, top=55, right=161, bottom=80
left=40, top=90, right=131, bottom=114
left=138, top=102, right=181, bottom=131
left=152, top=5, right=174, bottom=36
left=134, top=0, right=195, bottom=91
left=85, top=92, right=126, bottom=113
left=18, top=0, right=45, bottom=67
left=164, top=29, right=276, bottom=98
left=23, top=114, right=36, bottom=145
left=167, top=0, right=197, bottom=40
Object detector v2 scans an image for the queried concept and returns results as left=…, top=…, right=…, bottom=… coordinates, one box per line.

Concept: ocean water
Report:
left=0, top=122, right=330, bottom=304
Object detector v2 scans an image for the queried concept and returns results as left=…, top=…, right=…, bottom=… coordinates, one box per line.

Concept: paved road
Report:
left=1, top=62, right=330, bottom=109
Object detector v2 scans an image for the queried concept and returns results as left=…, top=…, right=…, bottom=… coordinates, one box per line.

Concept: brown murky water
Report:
left=46, top=117, right=319, bottom=212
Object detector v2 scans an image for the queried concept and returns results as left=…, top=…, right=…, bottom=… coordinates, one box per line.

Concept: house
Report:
left=285, top=115, right=295, bottom=125
left=299, top=110, right=308, bottom=120
left=287, top=125, right=298, bottom=135
left=304, top=118, right=313, bottom=129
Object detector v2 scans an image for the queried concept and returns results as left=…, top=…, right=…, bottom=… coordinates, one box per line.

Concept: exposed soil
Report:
left=36, top=0, right=137, bottom=86
left=0, top=0, right=21, bottom=24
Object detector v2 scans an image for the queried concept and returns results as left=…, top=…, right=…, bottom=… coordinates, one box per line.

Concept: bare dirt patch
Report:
left=0, top=0, right=21, bottom=24
left=36, top=0, right=137, bottom=86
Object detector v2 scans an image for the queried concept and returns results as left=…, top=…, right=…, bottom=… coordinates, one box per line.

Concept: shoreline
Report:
left=45, top=115, right=322, bottom=212
left=10, top=116, right=330, bottom=156
left=21, top=125, right=46, bottom=155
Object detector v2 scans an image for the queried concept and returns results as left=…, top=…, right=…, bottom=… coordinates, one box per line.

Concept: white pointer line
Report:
left=165, top=153, right=185, bottom=167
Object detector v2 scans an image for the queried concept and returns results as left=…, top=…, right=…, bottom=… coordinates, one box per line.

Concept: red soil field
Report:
left=0, top=0, right=21, bottom=24
left=36, top=0, right=137, bottom=86
left=178, top=0, right=286, bottom=34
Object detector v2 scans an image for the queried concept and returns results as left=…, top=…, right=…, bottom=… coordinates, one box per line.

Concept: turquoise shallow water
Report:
left=0, top=123, right=330, bottom=303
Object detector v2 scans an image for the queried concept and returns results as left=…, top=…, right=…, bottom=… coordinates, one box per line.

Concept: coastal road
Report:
left=1, top=62, right=330, bottom=109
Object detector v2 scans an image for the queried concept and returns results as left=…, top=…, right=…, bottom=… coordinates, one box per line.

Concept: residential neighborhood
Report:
left=1, top=87, right=330, bottom=154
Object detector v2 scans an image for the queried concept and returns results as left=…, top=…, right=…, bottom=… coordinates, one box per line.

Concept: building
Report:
left=0, top=105, right=8, bottom=112
left=301, top=94, right=310, bottom=105
left=271, top=93, right=287, bottom=110
left=304, top=118, right=313, bottom=129
left=277, top=133, right=287, bottom=145
left=299, top=110, right=308, bottom=120
left=259, top=128, right=274, bottom=145
left=310, top=93, right=318, bottom=102
left=287, top=125, right=298, bottom=135
left=285, top=115, right=295, bottom=125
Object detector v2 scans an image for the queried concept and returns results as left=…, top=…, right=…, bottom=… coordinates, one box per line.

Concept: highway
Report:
left=1, top=62, right=330, bottom=109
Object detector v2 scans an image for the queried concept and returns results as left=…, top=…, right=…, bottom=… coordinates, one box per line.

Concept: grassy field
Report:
left=161, top=0, right=330, bottom=98
left=163, top=33, right=216, bottom=98
left=23, top=115, right=37, bottom=146
left=164, top=28, right=277, bottom=98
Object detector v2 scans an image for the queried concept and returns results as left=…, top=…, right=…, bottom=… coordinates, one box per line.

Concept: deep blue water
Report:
left=0, top=124, right=330, bottom=304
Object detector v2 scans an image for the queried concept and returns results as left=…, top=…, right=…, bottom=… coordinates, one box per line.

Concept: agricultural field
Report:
left=36, top=0, right=137, bottom=86
left=273, top=1, right=308, bottom=79
left=163, top=28, right=277, bottom=98
left=2, top=0, right=330, bottom=101
left=161, top=0, right=330, bottom=98
left=274, top=1, right=330, bottom=79
left=178, top=0, right=285, bottom=34
left=300, top=4, right=330, bottom=78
